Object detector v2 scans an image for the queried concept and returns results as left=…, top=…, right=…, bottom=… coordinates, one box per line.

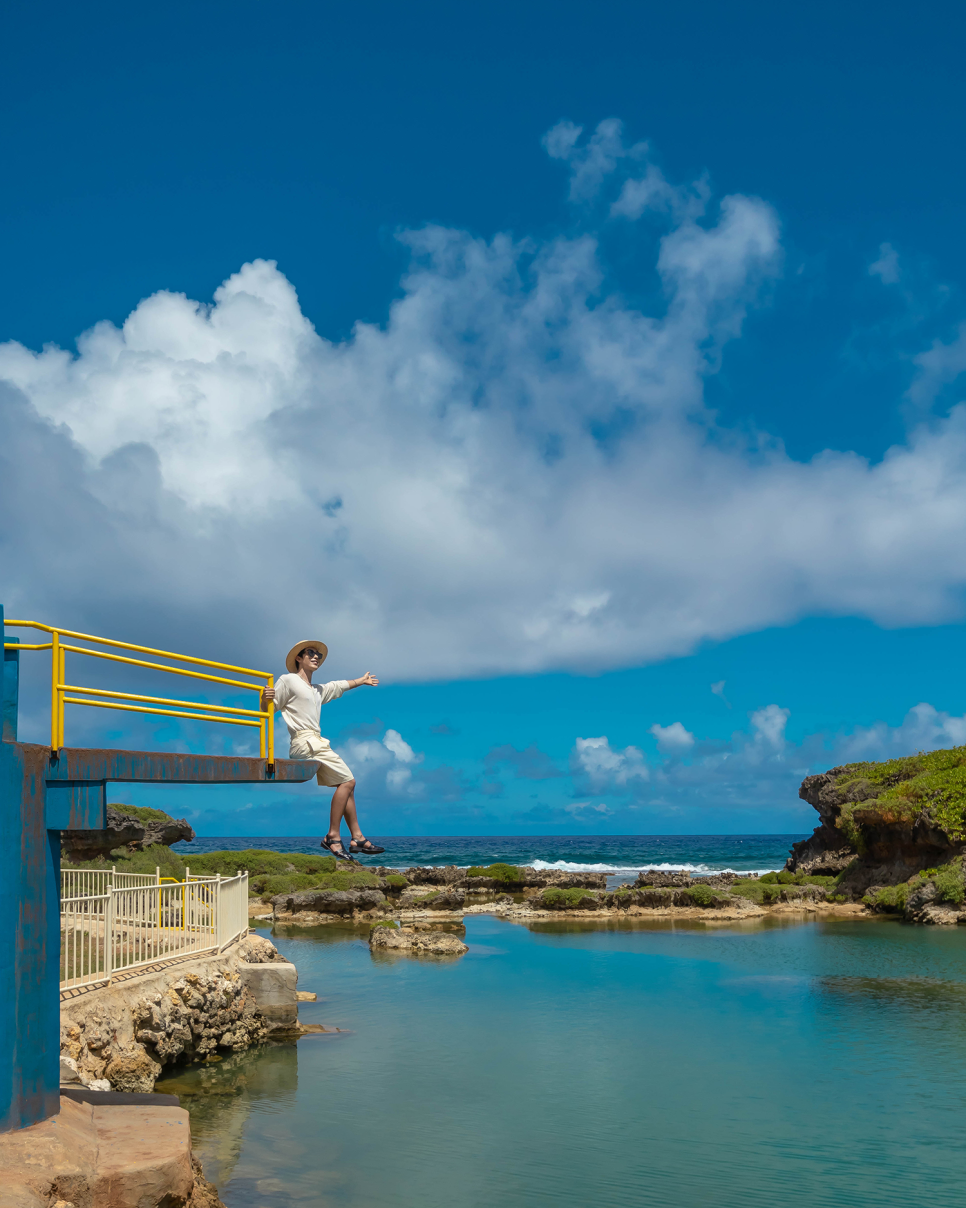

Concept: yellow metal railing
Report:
left=4, top=620, right=274, bottom=765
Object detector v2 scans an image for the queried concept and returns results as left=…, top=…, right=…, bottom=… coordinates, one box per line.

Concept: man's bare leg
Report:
left=327, top=779, right=364, bottom=845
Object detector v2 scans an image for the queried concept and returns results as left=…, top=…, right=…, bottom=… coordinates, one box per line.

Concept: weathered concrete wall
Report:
left=0, top=1094, right=224, bottom=1208
left=61, top=934, right=297, bottom=1092
left=236, top=961, right=298, bottom=1029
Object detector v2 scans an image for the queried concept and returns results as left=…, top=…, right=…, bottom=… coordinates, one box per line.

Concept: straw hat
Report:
left=285, top=640, right=329, bottom=673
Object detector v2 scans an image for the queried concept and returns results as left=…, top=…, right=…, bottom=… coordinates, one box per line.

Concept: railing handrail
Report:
left=4, top=618, right=274, bottom=765
left=59, top=870, right=249, bottom=990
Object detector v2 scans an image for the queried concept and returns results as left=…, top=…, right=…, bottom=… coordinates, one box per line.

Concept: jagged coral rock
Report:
left=271, top=887, right=387, bottom=916
left=369, top=925, right=468, bottom=956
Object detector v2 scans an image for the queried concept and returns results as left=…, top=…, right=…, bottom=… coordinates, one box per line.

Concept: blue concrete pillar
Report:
left=0, top=608, right=60, bottom=1131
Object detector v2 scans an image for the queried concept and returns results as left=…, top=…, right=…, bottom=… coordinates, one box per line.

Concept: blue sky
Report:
left=3, top=1, right=966, bottom=836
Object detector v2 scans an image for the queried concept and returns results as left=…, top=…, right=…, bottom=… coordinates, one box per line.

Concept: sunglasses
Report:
left=300, top=648, right=323, bottom=659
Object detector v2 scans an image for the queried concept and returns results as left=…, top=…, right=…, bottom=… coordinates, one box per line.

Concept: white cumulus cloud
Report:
left=649, top=721, right=695, bottom=752
left=3, top=120, right=966, bottom=700
left=572, top=736, right=648, bottom=788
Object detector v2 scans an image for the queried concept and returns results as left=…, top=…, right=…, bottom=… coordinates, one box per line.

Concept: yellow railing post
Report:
left=50, top=630, right=60, bottom=752
left=266, top=673, right=274, bottom=770
left=59, top=638, right=66, bottom=750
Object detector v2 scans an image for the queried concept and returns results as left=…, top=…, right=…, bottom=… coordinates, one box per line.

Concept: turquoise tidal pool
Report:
left=158, top=915, right=966, bottom=1208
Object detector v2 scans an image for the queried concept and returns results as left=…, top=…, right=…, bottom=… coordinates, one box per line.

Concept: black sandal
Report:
left=321, top=835, right=351, bottom=861
left=349, top=838, right=385, bottom=855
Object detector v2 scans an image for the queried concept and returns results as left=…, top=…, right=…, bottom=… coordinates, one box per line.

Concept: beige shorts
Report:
left=289, top=731, right=354, bottom=787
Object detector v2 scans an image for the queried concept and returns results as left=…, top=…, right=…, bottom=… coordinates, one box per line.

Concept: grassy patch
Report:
left=186, top=850, right=336, bottom=878
left=833, top=746, right=966, bottom=839
left=384, top=874, right=408, bottom=889
left=370, top=920, right=400, bottom=930
left=759, top=871, right=835, bottom=886
left=111, top=803, right=178, bottom=824
left=465, top=863, right=522, bottom=883
left=259, top=869, right=380, bottom=900
left=729, top=879, right=782, bottom=905
left=539, top=887, right=598, bottom=909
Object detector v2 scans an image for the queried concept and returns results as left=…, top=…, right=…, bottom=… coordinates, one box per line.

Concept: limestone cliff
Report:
left=62, top=803, right=195, bottom=862
left=787, top=746, right=966, bottom=900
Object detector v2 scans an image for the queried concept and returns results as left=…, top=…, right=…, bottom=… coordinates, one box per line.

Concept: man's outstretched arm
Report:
left=345, top=672, right=379, bottom=690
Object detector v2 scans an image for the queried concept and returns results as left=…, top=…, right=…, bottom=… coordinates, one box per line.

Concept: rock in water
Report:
left=369, top=925, right=468, bottom=956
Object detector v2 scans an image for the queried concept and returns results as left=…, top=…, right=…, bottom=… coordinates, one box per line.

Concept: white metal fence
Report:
left=60, top=868, right=249, bottom=990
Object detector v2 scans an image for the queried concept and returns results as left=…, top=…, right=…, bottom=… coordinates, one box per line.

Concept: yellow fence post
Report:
left=50, top=631, right=60, bottom=752
left=266, top=674, right=274, bottom=770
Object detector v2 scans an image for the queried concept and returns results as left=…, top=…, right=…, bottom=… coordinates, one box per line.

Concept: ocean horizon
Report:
left=172, top=833, right=805, bottom=876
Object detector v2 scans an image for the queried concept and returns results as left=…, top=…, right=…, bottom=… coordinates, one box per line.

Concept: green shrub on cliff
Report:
left=110, top=803, right=177, bottom=824
left=539, top=887, right=598, bottom=909
left=187, top=850, right=337, bottom=878
left=834, top=746, right=966, bottom=839
left=686, top=884, right=718, bottom=907
left=729, top=879, right=782, bottom=905
left=466, top=863, right=522, bottom=883
left=257, top=868, right=381, bottom=900
left=934, top=861, right=966, bottom=904
left=862, top=883, right=910, bottom=913
left=759, top=871, right=835, bottom=886
left=384, top=874, right=408, bottom=889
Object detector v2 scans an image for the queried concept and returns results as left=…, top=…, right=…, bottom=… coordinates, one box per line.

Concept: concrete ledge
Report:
left=0, top=1095, right=196, bottom=1207
left=61, top=1087, right=180, bottom=1107
left=236, top=960, right=299, bottom=1028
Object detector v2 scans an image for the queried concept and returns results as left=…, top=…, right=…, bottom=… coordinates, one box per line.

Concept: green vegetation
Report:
left=833, top=746, right=966, bottom=839
left=729, top=879, right=783, bottom=905
left=64, top=843, right=188, bottom=879
left=865, top=860, right=966, bottom=913
left=686, top=884, right=721, bottom=907
left=110, top=803, right=177, bottom=823
left=862, top=883, right=910, bottom=913
left=188, top=850, right=337, bottom=878
left=465, top=863, right=522, bottom=883
left=933, top=861, right=965, bottom=905
left=384, top=874, right=408, bottom=889
left=370, top=919, right=400, bottom=930
left=255, top=868, right=380, bottom=900
left=539, top=887, right=598, bottom=909
left=759, top=871, right=835, bottom=886
left=59, top=845, right=382, bottom=900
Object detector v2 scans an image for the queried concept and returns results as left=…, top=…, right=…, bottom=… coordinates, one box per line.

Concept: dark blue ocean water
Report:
left=173, top=833, right=801, bottom=875
left=162, top=914, right=966, bottom=1208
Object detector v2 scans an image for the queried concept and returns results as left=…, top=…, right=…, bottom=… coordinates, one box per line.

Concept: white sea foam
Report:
left=528, top=859, right=781, bottom=876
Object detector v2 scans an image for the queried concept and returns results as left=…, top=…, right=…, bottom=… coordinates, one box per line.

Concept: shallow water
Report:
left=159, top=915, right=966, bottom=1208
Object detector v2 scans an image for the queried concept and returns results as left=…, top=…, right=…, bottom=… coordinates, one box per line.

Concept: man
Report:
left=262, top=640, right=383, bottom=859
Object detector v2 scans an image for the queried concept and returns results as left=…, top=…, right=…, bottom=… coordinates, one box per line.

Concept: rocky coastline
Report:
left=266, top=862, right=859, bottom=937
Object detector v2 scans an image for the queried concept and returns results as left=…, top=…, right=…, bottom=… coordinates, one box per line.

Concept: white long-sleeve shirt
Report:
left=272, top=674, right=350, bottom=739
